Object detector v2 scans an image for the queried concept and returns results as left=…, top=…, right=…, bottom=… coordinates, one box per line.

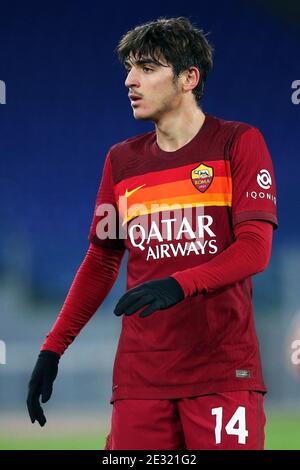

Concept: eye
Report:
left=124, top=63, right=132, bottom=73
left=142, top=66, right=153, bottom=73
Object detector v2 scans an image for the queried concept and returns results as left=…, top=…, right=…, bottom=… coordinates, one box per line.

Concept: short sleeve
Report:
left=230, top=127, right=278, bottom=229
left=88, top=151, right=125, bottom=250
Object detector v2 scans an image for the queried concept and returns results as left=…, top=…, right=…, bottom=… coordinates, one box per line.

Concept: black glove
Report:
left=113, top=277, right=185, bottom=318
left=26, top=350, right=60, bottom=426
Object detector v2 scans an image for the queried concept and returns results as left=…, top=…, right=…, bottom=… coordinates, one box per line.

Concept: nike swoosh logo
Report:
left=125, top=184, right=146, bottom=198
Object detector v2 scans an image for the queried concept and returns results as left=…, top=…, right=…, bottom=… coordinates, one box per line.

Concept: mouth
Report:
left=129, top=94, right=143, bottom=106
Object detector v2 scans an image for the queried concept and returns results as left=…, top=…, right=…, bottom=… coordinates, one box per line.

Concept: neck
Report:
left=155, top=104, right=205, bottom=152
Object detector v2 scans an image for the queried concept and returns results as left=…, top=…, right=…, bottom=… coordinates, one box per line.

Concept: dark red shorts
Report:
left=104, top=390, right=265, bottom=450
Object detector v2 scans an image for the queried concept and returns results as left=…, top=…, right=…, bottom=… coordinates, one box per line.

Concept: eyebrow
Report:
left=124, top=58, right=167, bottom=68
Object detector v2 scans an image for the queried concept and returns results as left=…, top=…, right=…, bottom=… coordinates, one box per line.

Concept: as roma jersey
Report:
left=89, top=113, right=278, bottom=403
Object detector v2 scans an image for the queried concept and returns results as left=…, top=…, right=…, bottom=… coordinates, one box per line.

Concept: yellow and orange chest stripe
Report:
left=114, top=160, right=232, bottom=225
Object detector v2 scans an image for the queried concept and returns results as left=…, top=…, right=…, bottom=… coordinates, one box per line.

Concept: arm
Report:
left=171, top=219, right=273, bottom=297
left=41, top=242, right=124, bottom=356
left=113, top=220, right=273, bottom=318
left=27, top=148, right=125, bottom=426
left=27, top=242, right=124, bottom=426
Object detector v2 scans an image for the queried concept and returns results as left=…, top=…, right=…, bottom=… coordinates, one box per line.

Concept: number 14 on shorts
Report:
left=212, top=407, right=248, bottom=445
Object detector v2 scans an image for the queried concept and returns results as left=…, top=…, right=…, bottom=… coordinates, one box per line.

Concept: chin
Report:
left=133, top=111, right=154, bottom=121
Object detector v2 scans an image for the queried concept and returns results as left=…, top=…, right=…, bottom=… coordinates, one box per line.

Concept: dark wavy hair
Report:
left=117, top=17, right=213, bottom=101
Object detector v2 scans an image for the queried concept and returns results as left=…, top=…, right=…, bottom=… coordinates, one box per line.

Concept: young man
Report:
left=27, top=17, right=278, bottom=450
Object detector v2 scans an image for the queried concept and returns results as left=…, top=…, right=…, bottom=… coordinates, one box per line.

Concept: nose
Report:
left=125, top=67, right=141, bottom=89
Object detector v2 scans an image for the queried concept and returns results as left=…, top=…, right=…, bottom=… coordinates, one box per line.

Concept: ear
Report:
left=181, top=67, right=200, bottom=93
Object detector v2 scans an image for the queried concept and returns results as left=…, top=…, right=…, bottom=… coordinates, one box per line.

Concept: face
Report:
left=124, top=53, right=182, bottom=121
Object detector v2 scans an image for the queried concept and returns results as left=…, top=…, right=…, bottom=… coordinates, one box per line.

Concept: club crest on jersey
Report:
left=191, top=163, right=214, bottom=193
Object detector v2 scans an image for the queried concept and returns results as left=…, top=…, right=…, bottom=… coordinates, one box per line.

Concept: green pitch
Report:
left=0, top=414, right=299, bottom=450
left=0, top=433, right=106, bottom=450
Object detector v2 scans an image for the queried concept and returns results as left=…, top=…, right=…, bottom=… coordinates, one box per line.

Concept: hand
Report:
left=113, top=277, right=185, bottom=318
left=26, top=350, right=60, bottom=426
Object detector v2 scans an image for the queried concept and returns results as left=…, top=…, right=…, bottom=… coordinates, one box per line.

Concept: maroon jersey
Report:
left=89, top=113, right=278, bottom=403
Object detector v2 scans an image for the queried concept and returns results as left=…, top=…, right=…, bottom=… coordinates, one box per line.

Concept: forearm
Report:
left=41, top=243, right=124, bottom=356
left=171, top=220, right=273, bottom=297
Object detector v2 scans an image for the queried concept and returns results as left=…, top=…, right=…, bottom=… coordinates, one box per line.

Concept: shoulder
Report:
left=105, top=130, right=156, bottom=183
left=208, top=113, right=260, bottom=139
left=108, top=130, right=155, bottom=163
left=206, top=113, right=265, bottom=156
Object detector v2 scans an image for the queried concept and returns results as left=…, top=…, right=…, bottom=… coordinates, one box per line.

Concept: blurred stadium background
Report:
left=0, top=0, right=300, bottom=449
